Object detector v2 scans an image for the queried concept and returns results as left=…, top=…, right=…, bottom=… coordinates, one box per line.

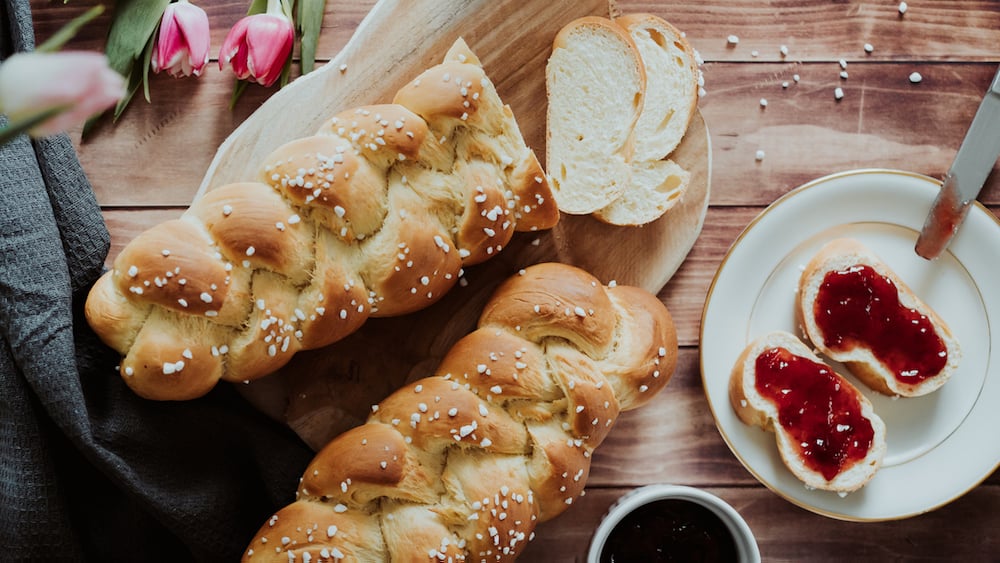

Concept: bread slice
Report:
left=798, top=238, right=961, bottom=397
left=593, top=157, right=690, bottom=226
left=614, top=13, right=699, bottom=162
left=580, top=14, right=699, bottom=226
left=545, top=16, right=645, bottom=215
left=730, top=331, right=887, bottom=494
left=546, top=14, right=698, bottom=226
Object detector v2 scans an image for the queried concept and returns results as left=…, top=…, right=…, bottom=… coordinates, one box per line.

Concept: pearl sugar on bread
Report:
left=242, top=263, right=679, bottom=562
left=84, top=39, right=558, bottom=401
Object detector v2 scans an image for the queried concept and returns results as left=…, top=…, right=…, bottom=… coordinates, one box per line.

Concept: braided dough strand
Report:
left=84, top=39, right=558, bottom=400
left=243, top=262, right=678, bottom=562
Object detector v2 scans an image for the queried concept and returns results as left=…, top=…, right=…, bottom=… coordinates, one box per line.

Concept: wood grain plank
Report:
left=30, top=0, right=1000, bottom=62
left=701, top=61, right=1000, bottom=206
left=657, top=207, right=748, bottom=344
left=77, top=72, right=279, bottom=207
left=624, top=0, right=1000, bottom=63
left=518, top=483, right=1000, bottom=562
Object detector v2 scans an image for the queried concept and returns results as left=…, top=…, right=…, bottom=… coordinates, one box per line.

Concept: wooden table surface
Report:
left=31, top=0, right=1000, bottom=560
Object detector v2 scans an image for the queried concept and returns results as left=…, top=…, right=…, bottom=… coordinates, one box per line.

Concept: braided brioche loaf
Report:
left=242, top=262, right=677, bottom=562
left=85, top=40, right=558, bottom=401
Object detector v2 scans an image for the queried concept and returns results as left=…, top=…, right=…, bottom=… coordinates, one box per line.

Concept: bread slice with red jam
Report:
left=730, top=331, right=887, bottom=494
left=798, top=238, right=961, bottom=397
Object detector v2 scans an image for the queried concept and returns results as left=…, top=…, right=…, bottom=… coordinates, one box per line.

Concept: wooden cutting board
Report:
left=198, top=0, right=711, bottom=449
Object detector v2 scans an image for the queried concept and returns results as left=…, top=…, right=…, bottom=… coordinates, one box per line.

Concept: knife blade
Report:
left=915, top=65, right=1000, bottom=260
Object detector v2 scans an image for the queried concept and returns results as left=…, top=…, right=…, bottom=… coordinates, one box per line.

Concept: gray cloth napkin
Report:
left=0, top=1, right=313, bottom=561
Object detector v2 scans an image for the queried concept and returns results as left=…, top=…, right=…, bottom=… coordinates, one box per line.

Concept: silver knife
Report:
left=915, top=65, right=1000, bottom=260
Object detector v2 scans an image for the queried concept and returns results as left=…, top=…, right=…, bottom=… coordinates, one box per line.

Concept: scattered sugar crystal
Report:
left=909, top=71, right=923, bottom=83
left=727, top=35, right=740, bottom=45
left=834, top=87, right=845, bottom=100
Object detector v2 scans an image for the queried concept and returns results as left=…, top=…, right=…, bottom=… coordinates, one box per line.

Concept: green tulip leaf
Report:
left=104, top=0, right=171, bottom=76
left=247, top=0, right=268, bottom=15
left=141, top=27, right=156, bottom=103
left=297, top=0, right=325, bottom=75
left=83, top=0, right=168, bottom=135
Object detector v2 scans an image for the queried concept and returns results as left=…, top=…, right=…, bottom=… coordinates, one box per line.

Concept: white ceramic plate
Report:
left=701, top=169, right=1000, bottom=521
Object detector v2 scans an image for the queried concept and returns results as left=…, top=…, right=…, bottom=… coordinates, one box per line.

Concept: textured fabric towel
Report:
left=0, top=1, right=313, bottom=561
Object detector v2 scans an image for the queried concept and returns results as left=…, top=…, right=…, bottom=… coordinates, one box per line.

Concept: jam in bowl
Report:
left=588, top=484, right=760, bottom=563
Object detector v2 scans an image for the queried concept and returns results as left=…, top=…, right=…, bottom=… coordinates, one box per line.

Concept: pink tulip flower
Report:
left=0, top=51, right=125, bottom=137
left=152, top=0, right=211, bottom=77
left=218, top=0, right=294, bottom=88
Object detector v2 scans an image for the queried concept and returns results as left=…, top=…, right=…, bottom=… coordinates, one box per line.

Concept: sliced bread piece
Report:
left=593, top=159, right=690, bottom=225
left=730, top=330, right=887, bottom=494
left=594, top=13, right=699, bottom=226
left=797, top=238, right=961, bottom=397
left=616, top=13, right=699, bottom=162
left=545, top=16, right=645, bottom=215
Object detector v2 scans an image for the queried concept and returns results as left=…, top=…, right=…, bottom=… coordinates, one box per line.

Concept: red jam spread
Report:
left=814, top=264, right=947, bottom=384
left=599, top=499, right=738, bottom=563
left=755, top=347, right=874, bottom=481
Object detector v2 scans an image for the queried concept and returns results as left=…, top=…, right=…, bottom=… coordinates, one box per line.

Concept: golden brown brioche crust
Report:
left=242, top=500, right=386, bottom=562
left=84, top=39, right=556, bottom=401
left=243, top=263, right=679, bottom=561
left=478, top=262, right=618, bottom=359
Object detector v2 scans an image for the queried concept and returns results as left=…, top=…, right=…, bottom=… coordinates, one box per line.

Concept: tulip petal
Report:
left=152, top=4, right=181, bottom=73
left=152, top=1, right=211, bottom=78
left=245, top=14, right=293, bottom=86
left=218, top=12, right=293, bottom=87
left=174, top=2, right=211, bottom=74
left=231, top=44, right=252, bottom=81
left=219, top=16, right=251, bottom=69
